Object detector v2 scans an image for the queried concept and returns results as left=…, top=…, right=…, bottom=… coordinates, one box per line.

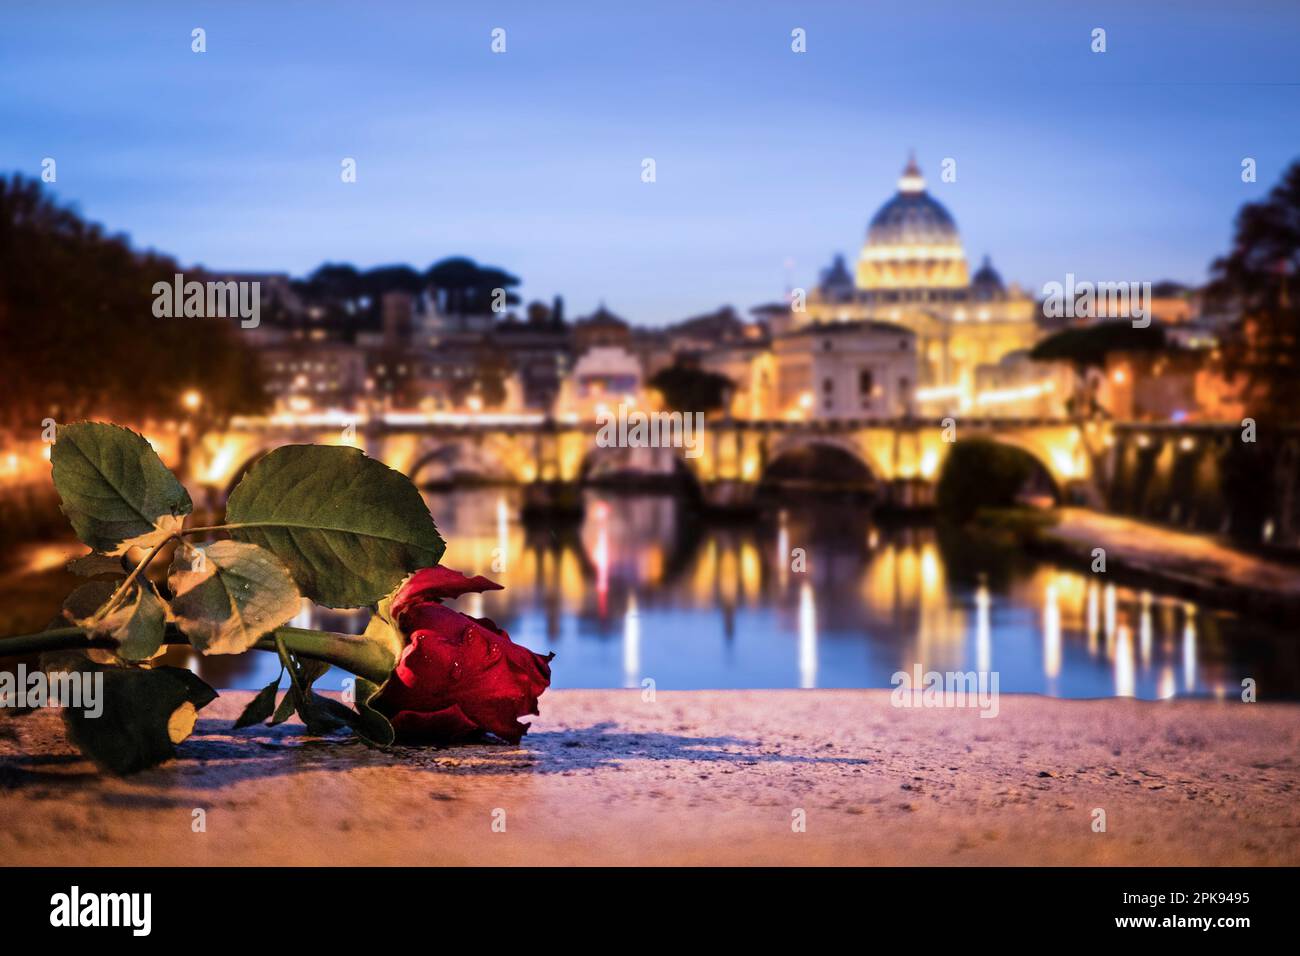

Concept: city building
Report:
left=493, top=308, right=573, bottom=411
left=258, top=340, right=369, bottom=412
left=772, top=320, right=917, bottom=420
left=700, top=335, right=776, bottom=419
left=1097, top=348, right=1241, bottom=423
left=573, top=304, right=632, bottom=355
left=797, top=154, right=1040, bottom=414
left=973, top=351, right=1076, bottom=419
left=560, top=345, right=643, bottom=420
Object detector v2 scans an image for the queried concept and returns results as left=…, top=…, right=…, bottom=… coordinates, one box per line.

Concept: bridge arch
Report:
left=757, top=436, right=879, bottom=495
left=935, top=435, right=1063, bottom=504
left=577, top=443, right=701, bottom=489
left=407, top=436, right=521, bottom=487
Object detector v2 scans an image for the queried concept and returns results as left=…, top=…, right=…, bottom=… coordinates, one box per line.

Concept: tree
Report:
left=1030, top=320, right=1168, bottom=369
left=649, top=363, right=734, bottom=415
left=0, top=175, right=267, bottom=436
left=1030, top=320, right=1168, bottom=417
left=1206, top=160, right=1300, bottom=424
left=426, top=257, right=520, bottom=316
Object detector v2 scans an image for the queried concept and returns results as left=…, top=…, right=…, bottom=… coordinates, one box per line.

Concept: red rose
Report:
left=371, top=566, right=554, bottom=744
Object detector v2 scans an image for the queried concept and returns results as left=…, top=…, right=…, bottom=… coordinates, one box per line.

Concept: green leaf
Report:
left=223, top=445, right=444, bottom=607
left=272, top=636, right=346, bottom=735
left=51, top=422, right=192, bottom=555
left=167, top=541, right=301, bottom=655
left=234, top=671, right=282, bottom=729
left=351, top=677, right=395, bottom=746
left=56, top=658, right=218, bottom=775
left=66, top=551, right=127, bottom=578
left=62, top=579, right=118, bottom=620
left=269, top=686, right=297, bottom=726
left=63, top=579, right=168, bottom=662
left=361, top=586, right=407, bottom=670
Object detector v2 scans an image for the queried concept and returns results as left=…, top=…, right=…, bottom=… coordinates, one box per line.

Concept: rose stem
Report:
left=0, top=625, right=392, bottom=685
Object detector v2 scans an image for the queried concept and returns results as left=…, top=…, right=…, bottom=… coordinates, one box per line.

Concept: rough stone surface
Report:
left=1, top=690, right=1297, bottom=865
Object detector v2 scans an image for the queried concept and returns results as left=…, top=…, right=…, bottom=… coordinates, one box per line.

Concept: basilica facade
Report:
left=796, top=155, right=1041, bottom=414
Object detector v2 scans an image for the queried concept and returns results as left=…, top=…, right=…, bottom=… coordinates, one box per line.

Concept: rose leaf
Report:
left=51, top=422, right=192, bottom=555
left=224, top=444, right=444, bottom=607
left=272, top=640, right=347, bottom=735
left=63, top=578, right=168, bottom=662
left=59, top=660, right=218, bottom=775
left=351, top=677, right=396, bottom=746
left=66, top=551, right=127, bottom=578
left=167, top=540, right=301, bottom=655
left=234, top=670, right=283, bottom=729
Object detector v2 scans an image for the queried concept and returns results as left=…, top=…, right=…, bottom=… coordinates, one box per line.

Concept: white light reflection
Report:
left=1115, top=624, right=1136, bottom=697
left=1043, top=582, right=1061, bottom=681
left=495, top=494, right=509, bottom=574
left=623, top=592, right=640, bottom=688
left=798, top=581, right=817, bottom=689
left=1103, top=583, right=1117, bottom=656
left=1157, top=666, right=1176, bottom=700
left=1139, top=591, right=1153, bottom=666
left=594, top=501, right=610, bottom=618
left=465, top=590, right=484, bottom=621
left=777, top=510, right=789, bottom=588
left=290, top=597, right=313, bottom=630
left=975, top=585, right=991, bottom=674
left=1085, top=580, right=1100, bottom=655
left=1182, top=603, right=1197, bottom=693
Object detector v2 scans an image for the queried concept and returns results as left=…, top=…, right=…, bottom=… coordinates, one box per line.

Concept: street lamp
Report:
left=181, top=389, right=203, bottom=412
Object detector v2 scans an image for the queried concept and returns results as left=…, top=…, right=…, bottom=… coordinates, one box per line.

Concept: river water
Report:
left=180, top=488, right=1299, bottom=700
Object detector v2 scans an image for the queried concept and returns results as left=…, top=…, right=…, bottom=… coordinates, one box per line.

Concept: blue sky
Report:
left=3, top=1, right=1299, bottom=324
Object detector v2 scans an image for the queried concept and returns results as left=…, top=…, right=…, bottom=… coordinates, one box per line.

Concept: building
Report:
left=797, top=154, right=1039, bottom=413
left=1097, top=348, right=1242, bottom=423
left=258, top=340, right=369, bottom=411
left=666, top=306, right=748, bottom=356
left=573, top=305, right=632, bottom=355
left=973, top=351, right=1075, bottom=418
left=772, top=320, right=917, bottom=420
left=560, top=345, right=643, bottom=420
left=493, top=310, right=573, bottom=411
left=700, top=335, right=775, bottom=419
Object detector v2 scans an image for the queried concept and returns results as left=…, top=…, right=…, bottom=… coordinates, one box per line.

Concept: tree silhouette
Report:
left=649, top=363, right=734, bottom=415
left=1207, top=160, right=1300, bottom=424
left=0, top=174, right=267, bottom=436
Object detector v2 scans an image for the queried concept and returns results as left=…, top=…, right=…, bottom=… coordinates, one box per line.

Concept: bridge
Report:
left=190, top=413, right=1102, bottom=510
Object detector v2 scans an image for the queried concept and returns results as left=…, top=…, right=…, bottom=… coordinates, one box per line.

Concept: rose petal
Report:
left=373, top=571, right=554, bottom=747
left=390, top=704, right=482, bottom=743
left=391, top=566, right=503, bottom=625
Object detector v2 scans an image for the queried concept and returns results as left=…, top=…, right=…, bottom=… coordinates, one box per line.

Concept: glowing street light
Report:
left=181, top=389, right=203, bottom=412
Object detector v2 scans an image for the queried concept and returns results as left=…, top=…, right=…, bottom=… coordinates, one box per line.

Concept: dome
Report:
left=971, top=255, right=1005, bottom=300
left=856, top=154, right=969, bottom=292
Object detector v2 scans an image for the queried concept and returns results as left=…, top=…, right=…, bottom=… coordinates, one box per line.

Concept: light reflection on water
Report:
left=187, top=488, right=1300, bottom=699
